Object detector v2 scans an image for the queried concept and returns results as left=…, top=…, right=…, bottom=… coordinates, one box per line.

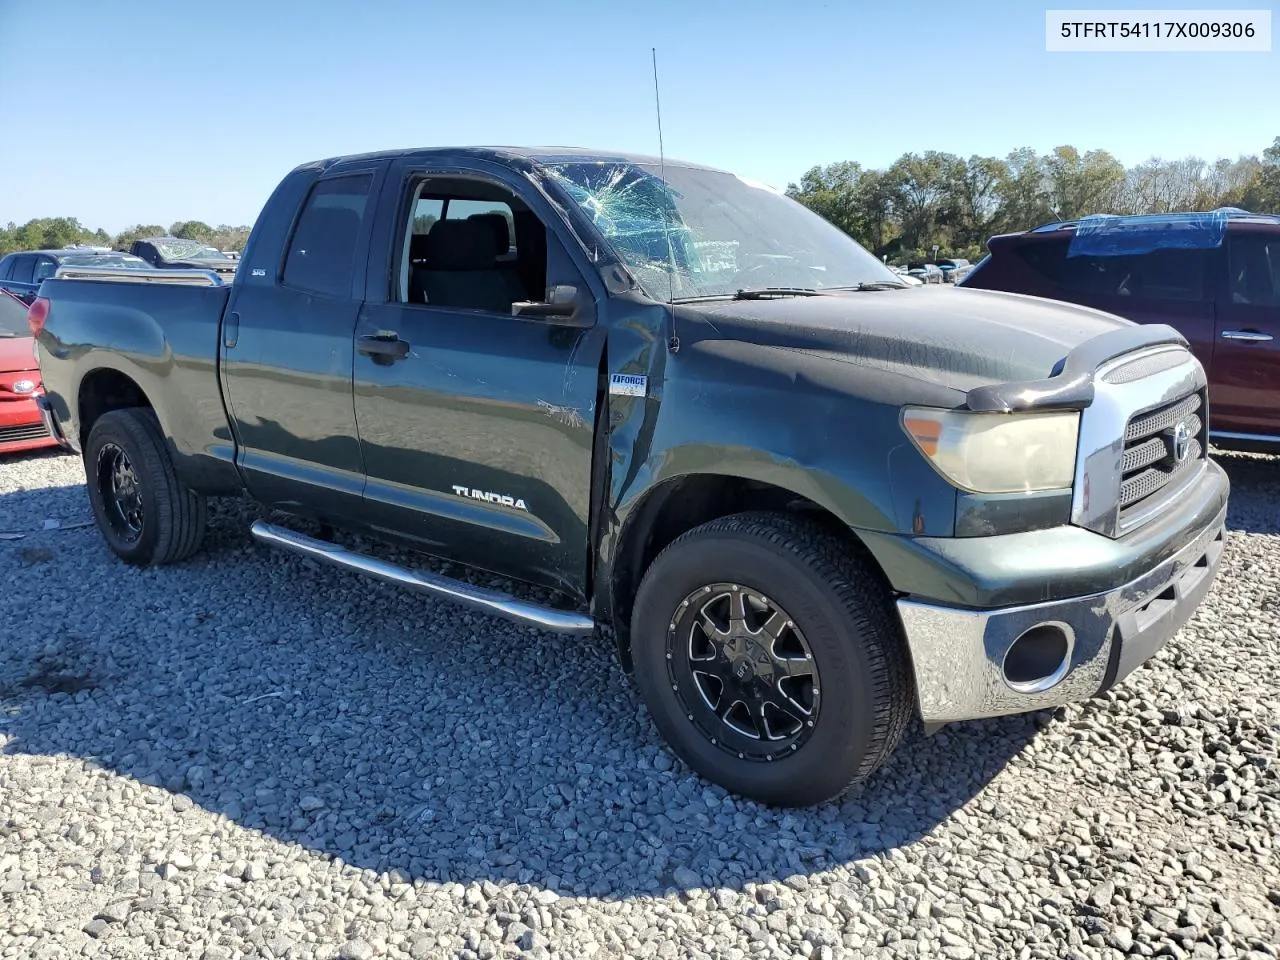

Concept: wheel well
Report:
left=608, top=474, right=884, bottom=670
left=78, top=369, right=151, bottom=448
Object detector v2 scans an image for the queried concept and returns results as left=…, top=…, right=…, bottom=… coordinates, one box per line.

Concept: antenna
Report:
left=652, top=47, right=679, bottom=353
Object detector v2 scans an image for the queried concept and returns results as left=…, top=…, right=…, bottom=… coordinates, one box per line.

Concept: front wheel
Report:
left=83, top=407, right=207, bottom=566
left=631, top=512, right=914, bottom=807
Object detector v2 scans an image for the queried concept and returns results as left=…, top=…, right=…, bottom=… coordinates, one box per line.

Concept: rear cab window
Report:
left=282, top=174, right=374, bottom=298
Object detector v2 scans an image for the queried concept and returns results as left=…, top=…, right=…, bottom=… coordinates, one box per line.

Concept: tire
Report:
left=631, top=511, right=913, bottom=807
left=83, top=407, right=207, bottom=566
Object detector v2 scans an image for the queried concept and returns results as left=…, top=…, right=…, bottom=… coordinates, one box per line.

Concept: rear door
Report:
left=220, top=167, right=381, bottom=520
left=1211, top=227, right=1280, bottom=438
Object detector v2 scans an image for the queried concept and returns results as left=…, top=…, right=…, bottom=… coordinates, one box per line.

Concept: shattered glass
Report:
left=543, top=161, right=900, bottom=301
left=151, top=238, right=226, bottom=262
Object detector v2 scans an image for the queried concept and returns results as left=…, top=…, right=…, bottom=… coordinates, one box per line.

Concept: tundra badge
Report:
left=452, top=485, right=529, bottom=511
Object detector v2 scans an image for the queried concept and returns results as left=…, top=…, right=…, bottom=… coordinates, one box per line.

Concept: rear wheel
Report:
left=83, top=408, right=207, bottom=566
left=632, top=511, right=913, bottom=807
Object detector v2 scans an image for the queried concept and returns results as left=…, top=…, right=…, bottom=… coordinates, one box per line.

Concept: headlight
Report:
left=901, top=407, right=1080, bottom=494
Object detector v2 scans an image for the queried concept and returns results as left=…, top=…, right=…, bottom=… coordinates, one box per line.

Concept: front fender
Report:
left=619, top=336, right=961, bottom=539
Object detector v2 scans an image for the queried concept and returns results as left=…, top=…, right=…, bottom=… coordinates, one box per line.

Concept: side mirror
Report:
left=512, top=284, right=593, bottom=327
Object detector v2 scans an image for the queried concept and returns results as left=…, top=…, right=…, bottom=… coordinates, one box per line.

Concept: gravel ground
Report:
left=1, top=448, right=1277, bottom=960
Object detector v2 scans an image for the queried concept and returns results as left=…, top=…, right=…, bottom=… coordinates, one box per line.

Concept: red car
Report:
left=0, top=288, right=58, bottom=454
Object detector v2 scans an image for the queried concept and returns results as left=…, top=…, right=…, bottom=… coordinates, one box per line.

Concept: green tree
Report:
left=1242, top=136, right=1280, bottom=213
left=996, top=148, right=1052, bottom=231
left=786, top=161, right=865, bottom=237
left=955, top=155, right=1008, bottom=249
left=886, top=151, right=965, bottom=251
left=1044, top=146, right=1126, bottom=220
left=113, top=224, right=167, bottom=251
left=170, top=221, right=215, bottom=243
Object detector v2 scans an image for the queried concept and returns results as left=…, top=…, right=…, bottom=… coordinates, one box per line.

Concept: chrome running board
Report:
left=250, top=520, right=596, bottom=637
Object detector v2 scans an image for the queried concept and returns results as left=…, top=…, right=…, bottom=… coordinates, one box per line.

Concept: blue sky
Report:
left=0, top=0, right=1273, bottom=233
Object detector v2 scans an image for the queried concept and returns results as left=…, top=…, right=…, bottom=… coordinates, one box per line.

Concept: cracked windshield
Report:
left=545, top=161, right=902, bottom=300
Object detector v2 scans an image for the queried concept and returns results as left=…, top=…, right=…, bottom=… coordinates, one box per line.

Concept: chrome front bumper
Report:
left=896, top=503, right=1227, bottom=724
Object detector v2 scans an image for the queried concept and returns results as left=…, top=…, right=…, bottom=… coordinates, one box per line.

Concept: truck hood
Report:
left=688, top=286, right=1134, bottom=393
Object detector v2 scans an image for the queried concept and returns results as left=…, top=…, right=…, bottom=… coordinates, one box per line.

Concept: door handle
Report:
left=223, top=311, right=240, bottom=349
left=357, top=332, right=410, bottom=362
left=1220, top=329, right=1274, bottom=343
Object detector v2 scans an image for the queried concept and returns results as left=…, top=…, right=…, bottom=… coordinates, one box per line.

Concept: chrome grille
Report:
left=1118, top=389, right=1206, bottom=523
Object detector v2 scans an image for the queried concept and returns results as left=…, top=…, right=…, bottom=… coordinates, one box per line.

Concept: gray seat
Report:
left=411, top=219, right=515, bottom=312
left=468, top=212, right=528, bottom=300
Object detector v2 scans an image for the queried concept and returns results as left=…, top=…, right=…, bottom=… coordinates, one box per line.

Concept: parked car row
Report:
left=906, top=262, right=944, bottom=284
left=959, top=208, right=1280, bottom=447
left=0, top=238, right=240, bottom=305
left=0, top=248, right=152, bottom=304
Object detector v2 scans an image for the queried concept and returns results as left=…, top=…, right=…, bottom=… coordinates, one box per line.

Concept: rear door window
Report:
left=282, top=174, right=374, bottom=298
left=8, top=255, right=34, bottom=285
left=1016, top=240, right=1209, bottom=302
left=1227, top=234, right=1280, bottom=307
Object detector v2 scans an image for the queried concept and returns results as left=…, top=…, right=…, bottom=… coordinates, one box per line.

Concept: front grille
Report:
left=1118, top=389, right=1206, bottom=523
left=1103, top=349, right=1191, bottom=385
left=0, top=422, right=50, bottom=444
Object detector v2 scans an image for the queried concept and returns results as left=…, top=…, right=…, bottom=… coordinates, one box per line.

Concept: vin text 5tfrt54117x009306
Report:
left=29, top=147, right=1228, bottom=806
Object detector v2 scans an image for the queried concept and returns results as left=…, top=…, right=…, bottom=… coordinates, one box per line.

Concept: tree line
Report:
left=5, top=136, right=1279, bottom=264
left=0, top=219, right=253, bottom=258
left=785, top=135, right=1280, bottom=263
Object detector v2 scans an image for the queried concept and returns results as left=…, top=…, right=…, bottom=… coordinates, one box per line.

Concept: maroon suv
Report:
left=960, top=210, right=1280, bottom=449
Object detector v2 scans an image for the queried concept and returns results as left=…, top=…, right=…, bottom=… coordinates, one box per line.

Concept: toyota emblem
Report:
left=11, top=379, right=35, bottom=395
left=1172, top=421, right=1191, bottom=463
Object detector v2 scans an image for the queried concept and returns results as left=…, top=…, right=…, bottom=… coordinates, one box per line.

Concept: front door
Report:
left=1211, top=229, right=1280, bottom=438
left=353, top=164, right=606, bottom=598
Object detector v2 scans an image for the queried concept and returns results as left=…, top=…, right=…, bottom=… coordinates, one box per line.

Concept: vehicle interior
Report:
left=395, top=177, right=550, bottom=312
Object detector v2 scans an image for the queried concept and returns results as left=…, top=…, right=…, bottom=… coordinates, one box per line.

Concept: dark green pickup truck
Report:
left=31, top=147, right=1229, bottom=806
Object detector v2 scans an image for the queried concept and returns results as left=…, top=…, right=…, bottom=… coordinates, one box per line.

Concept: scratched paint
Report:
left=537, top=399, right=586, bottom=429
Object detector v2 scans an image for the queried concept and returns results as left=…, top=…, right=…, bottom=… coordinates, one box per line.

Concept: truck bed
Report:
left=34, top=274, right=242, bottom=495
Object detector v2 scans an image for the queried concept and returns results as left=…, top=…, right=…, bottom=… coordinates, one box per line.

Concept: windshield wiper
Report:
left=731, top=287, right=829, bottom=300
left=826, top=281, right=910, bottom=292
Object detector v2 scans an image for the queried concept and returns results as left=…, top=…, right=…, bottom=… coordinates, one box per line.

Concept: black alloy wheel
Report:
left=668, top=583, right=820, bottom=762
